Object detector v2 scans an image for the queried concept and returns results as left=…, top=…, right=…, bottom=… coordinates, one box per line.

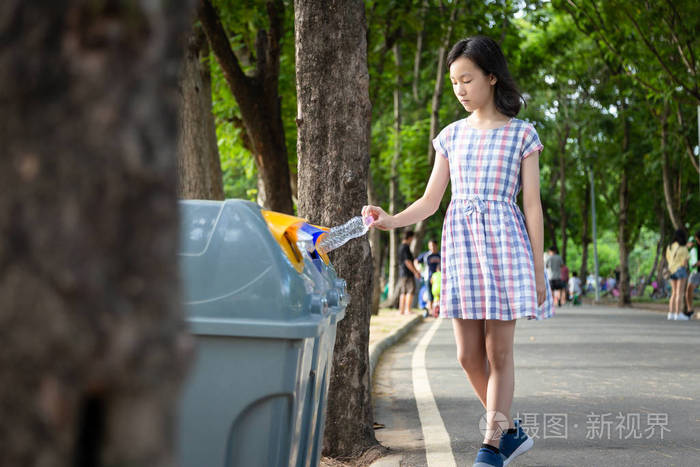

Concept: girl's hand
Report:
left=361, top=205, right=394, bottom=231
left=535, top=271, right=546, bottom=307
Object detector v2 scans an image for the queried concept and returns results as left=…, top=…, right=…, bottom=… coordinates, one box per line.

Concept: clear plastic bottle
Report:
left=317, top=215, right=373, bottom=254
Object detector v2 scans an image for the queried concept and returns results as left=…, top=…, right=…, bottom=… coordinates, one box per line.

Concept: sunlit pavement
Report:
left=371, top=304, right=700, bottom=466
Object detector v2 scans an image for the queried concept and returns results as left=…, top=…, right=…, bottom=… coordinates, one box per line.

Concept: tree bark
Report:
left=177, top=22, right=225, bottom=200
left=199, top=0, right=293, bottom=213
left=675, top=103, right=700, bottom=173
left=295, top=0, right=377, bottom=457
left=618, top=165, right=632, bottom=305
left=412, top=0, right=429, bottom=102
left=0, top=2, right=193, bottom=466
left=579, top=177, right=591, bottom=289
left=660, top=101, right=683, bottom=229
left=557, top=124, right=570, bottom=263
left=542, top=199, right=558, bottom=248
left=651, top=208, right=669, bottom=295
left=618, top=109, right=632, bottom=306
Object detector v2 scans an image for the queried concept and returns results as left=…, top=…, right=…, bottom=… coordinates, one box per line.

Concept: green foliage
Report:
left=209, top=0, right=699, bottom=283
left=208, top=0, right=297, bottom=202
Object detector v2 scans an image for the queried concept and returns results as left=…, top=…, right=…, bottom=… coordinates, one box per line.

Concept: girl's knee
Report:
left=485, top=347, right=513, bottom=371
left=456, top=350, right=487, bottom=373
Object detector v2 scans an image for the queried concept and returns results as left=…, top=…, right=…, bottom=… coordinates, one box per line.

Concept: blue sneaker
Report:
left=473, top=447, right=503, bottom=467
left=499, top=419, right=534, bottom=465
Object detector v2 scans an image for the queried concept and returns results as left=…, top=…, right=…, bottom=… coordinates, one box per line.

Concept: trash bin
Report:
left=294, top=255, right=348, bottom=467
left=177, top=199, right=329, bottom=467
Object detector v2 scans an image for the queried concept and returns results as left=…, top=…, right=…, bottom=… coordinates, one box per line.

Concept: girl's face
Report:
left=449, top=56, right=496, bottom=113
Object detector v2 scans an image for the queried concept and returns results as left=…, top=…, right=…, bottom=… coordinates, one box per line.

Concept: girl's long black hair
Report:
left=446, top=36, right=524, bottom=117
left=672, top=228, right=688, bottom=246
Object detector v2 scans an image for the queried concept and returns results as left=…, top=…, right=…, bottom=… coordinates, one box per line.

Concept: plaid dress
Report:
left=433, top=118, right=554, bottom=320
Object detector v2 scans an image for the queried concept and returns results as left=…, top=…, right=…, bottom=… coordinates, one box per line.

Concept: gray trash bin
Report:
left=177, top=199, right=329, bottom=467
left=294, top=257, right=348, bottom=467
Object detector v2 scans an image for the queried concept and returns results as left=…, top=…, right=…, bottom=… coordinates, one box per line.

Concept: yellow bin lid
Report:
left=261, top=210, right=307, bottom=273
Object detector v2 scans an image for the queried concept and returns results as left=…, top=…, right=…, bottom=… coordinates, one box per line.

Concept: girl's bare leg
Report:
left=482, top=319, right=517, bottom=447
left=669, top=281, right=677, bottom=315
left=452, top=318, right=489, bottom=408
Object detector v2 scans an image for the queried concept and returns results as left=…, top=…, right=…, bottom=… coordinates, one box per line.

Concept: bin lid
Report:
left=178, top=200, right=326, bottom=338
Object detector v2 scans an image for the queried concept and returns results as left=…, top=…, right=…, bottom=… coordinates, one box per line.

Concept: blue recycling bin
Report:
left=177, top=200, right=330, bottom=467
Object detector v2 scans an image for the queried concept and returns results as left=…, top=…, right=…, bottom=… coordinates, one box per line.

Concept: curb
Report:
left=369, top=313, right=423, bottom=379
left=367, top=314, right=423, bottom=467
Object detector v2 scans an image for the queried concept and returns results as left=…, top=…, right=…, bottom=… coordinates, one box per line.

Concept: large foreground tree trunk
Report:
left=295, top=0, right=378, bottom=458
left=199, top=0, right=293, bottom=213
left=177, top=22, right=225, bottom=200
left=0, top=2, right=193, bottom=466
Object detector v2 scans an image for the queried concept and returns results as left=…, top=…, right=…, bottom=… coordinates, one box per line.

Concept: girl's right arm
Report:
left=362, top=154, right=450, bottom=230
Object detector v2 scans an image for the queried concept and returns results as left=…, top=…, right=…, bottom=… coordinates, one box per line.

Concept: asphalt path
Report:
left=372, top=305, right=700, bottom=466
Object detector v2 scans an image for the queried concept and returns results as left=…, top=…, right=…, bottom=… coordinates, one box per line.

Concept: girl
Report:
left=363, top=36, right=554, bottom=467
left=666, top=228, right=689, bottom=320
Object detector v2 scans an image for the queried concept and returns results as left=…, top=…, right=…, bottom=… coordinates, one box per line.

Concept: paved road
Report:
left=372, top=305, right=700, bottom=466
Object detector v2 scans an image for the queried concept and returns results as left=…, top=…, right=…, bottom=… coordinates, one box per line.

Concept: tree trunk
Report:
left=411, top=3, right=457, bottom=254
left=579, top=177, right=591, bottom=289
left=0, top=2, right=193, bottom=466
left=675, top=103, right=700, bottom=173
left=412, top=0, right=428, bottom=103
left=660, top=101, right=683, bottom=229
left=542, top=199, right=558, bottom=249
left=199, top=0, right=294, bottom=213
left=618, top=110, right=632, bottom=306
left=177, top=23, right=225, bottom=200
left=645, top=238, right=663, bottom=293
left=618, top=165, right=632, bottom=305
left=558, top=125, right=570, bottom=263
left=295, top=0, right=377, bottom=457
left=652, top=209, right=669, bottom=296
left=388, top=42, right=402, bottom=300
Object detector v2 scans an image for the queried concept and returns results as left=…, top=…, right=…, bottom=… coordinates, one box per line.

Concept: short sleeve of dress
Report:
left=521, top=123, right=544, bottom=160
left=432, top=128, right=448, bottom=160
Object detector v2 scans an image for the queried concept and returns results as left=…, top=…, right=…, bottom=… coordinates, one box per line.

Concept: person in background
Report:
left=586, top=273, right=596, bottom=293
left=666, top=228, right=689, bottom=320
left=568, top=271, right=582, bottom=305
left=397, top=230, right=421, bottom=315
left=414, top=243, right=430, bottom=314
left=415, top=239, right=442, bottom=313
left=685, top=230, right=700, bottom=318
left=430, top=263, right=442, bottom=318
left=545, top=246, right=564, bottom=306
left=560, top=263, right=570, bottom=304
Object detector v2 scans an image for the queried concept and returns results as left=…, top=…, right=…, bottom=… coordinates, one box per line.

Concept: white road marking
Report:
left=412, top=318, right=457, bottom=467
